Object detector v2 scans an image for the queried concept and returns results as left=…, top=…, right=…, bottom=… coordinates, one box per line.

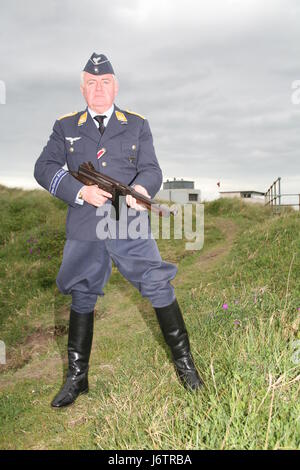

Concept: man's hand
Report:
left=126, top=184, right=150, bottom=211
left=81, top=185, right=112, bottom=207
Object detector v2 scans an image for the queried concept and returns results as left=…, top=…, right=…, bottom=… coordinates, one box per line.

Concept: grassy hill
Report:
left=0, top=185, right=299, bottom=449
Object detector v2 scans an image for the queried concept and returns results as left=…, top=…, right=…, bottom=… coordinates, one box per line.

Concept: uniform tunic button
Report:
left=69, top=147, right=74, bottom=152
left=102, top=161, right=107, bottom=167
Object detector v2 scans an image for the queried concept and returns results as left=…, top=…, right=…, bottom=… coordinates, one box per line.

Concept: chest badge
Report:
left=65, top=137, right=81, bottom=146
left=97, top=147, right=106, bottom=159
left=65, top=136, right=81, bottom=152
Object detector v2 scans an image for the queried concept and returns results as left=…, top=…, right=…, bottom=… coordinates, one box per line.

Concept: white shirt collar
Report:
left=88, top=104, right=115, bottom=128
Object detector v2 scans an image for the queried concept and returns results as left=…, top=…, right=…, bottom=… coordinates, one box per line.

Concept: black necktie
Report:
left=94, top=115, right=107, bottom=135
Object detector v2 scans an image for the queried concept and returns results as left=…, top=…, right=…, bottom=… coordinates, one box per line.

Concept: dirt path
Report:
left=194, top=218, right=238, bottom=270
left=174, top=218, right=238, bottom=290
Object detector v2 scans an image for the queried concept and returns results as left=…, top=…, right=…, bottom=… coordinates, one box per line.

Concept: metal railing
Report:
left=265, top=177, right=300, bottom=211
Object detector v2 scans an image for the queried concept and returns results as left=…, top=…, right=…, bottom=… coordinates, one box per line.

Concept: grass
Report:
left=0, top=186, right=299, bottom=449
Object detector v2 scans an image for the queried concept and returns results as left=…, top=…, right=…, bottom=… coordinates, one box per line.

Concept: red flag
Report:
left=217, top=181, right=220, bottom=188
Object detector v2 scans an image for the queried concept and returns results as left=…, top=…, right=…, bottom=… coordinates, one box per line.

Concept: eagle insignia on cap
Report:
left=92, top=56, right=102, bottom=65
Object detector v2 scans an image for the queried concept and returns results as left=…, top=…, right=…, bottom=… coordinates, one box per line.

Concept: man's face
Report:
left=80, top=72, right=118, bottom=113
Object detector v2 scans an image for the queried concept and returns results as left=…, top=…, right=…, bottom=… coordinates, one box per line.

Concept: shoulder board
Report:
left=125, top=109, right=146, bottom=120
left=58, top=111, right=78, bottom=121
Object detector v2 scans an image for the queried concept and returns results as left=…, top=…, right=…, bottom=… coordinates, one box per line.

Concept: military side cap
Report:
left=83, top=53, right=115, bottom=76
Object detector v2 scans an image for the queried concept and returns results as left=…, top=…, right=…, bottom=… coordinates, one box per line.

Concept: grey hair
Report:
left=80, top=71, right=118, bottom=86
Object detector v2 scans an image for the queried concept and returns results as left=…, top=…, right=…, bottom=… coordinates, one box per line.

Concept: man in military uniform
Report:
left=34, top=53, right=203, bottom=408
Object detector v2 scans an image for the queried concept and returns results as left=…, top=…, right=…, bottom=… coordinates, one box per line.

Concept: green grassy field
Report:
left=0, top=184, right=299, bottom=450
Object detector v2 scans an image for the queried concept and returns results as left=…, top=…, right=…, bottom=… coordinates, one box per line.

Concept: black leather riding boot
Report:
left=154, top=298, right=204, bottom=390
left=51, top=309, right=94, bottom=408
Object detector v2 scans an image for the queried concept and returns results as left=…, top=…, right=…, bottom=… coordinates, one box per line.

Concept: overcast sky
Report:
left=0, top=0, right=300, bottom=201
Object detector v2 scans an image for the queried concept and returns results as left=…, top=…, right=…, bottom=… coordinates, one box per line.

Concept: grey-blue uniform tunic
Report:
left=34, top=105, right=177, bottom=313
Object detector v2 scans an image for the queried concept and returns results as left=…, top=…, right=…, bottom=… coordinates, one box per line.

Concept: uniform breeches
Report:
left=56, top=236, right=177, bottom=313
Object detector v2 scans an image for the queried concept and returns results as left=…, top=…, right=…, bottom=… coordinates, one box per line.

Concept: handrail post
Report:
left=271, top=184, right=273, bottom=208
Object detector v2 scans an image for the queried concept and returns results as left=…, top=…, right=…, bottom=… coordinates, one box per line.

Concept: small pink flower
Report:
left=222, top=303, right=228, bottom=310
